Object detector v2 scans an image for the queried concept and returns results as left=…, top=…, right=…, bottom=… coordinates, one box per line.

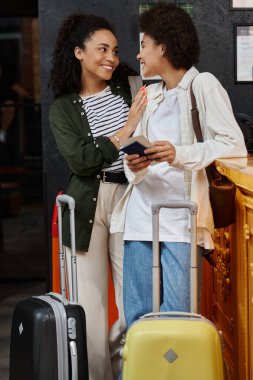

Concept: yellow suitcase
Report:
left=122, top=201, right=224, bottom=380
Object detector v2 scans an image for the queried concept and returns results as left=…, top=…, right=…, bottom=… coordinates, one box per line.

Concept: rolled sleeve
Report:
left=171, top=80, right=247, bottom=171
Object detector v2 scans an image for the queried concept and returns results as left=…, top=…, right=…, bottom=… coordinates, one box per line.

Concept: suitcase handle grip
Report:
left=56, top=194, right=75, bottom=209
left=70, top=341, right=78, bottom=380
left=151, top=200, right=198, bottom=314
left=141, top=311, right=202, bottom=319
left=152, top=200, right=198, bottom=215
left=56, top=194, right=78, bottom=303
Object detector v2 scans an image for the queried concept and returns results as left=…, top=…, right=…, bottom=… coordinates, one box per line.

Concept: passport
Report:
left=121, top=135, right=152, bottom=156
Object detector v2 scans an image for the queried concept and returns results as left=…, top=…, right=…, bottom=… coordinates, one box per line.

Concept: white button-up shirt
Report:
left=111, top=67, right=247, bottom=249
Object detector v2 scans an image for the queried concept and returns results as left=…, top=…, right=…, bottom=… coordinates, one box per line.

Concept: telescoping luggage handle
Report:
left=56, top=194, right=78, bottom=303
left=152, top=200, right=198, bottom=314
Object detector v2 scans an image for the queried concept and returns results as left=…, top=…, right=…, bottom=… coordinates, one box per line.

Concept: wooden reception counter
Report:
left=203, top=157, right=253, bottom=380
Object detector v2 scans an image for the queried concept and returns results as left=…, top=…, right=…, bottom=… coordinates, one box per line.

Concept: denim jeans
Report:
left=123, top=241, right=203, bottom=328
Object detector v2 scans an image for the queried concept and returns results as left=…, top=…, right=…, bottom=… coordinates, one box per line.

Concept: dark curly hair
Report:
left=49, top=12, right=116, bottom=97
left=139, top=2, right=200, bottom=70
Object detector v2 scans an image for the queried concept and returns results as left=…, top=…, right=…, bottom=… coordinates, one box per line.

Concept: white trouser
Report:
left=65, top=181, right=127, bottom=380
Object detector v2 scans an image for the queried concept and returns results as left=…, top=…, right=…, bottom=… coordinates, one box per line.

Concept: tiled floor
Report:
left=0, top=202, right=46, bottom=379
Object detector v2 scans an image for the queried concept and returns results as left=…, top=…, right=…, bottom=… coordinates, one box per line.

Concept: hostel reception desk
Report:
left=202, top=157, right=253, bottom=380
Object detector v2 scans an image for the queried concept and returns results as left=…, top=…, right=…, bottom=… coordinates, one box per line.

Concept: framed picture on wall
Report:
left=234, top=24, right=253, bottom=83
left=230, top=0, right=253, bottom=10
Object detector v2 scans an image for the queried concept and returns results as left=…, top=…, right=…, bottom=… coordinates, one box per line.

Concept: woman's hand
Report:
left=109, top=86, right=147, bottom=149
left=125, top=86, right=147, bottom=133
left=126, top=153, right=151, bottom=172
left=144, top=141, right=176, bottom=164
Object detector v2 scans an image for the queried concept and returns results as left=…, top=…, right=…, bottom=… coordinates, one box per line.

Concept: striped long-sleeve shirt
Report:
left=82, top=86, right=129, bottom=172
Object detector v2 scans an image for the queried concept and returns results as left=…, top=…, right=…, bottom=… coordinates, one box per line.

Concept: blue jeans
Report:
left=123, top=241, right=203, bottom=328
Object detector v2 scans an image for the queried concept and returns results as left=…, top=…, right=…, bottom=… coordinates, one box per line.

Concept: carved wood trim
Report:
left=234, top=190, right=249, bottom=380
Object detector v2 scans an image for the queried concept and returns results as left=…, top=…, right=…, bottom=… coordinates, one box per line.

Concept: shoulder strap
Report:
left=190, top=80, right=216, bottom=186
left=190, top=80, right=204, bottom=143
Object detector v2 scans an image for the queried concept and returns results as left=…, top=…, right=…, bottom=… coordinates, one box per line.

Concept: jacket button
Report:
left=89, top=220, right=93, bottom=223
left=78, top=99, right=81, bottom=102
left=81, top=112, right=84, bottom=115
left=93, top=198, right=96, bottom=201
left=88, top=133, right=91, bottom=136
left=73, top=100, right=77, bottom=103
left=97, top=175, right=100, bottom=179
left=96, top=144, right=99, bottom=148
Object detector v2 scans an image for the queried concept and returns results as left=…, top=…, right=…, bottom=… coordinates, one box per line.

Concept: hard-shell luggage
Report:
left=122, top=200, right=224, bottom=380
left=9, top=194, right=89, bottom=380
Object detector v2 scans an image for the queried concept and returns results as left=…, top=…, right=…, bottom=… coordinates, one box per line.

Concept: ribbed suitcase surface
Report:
left=9, top=295, right=89, bottom=380
left=10, top=298, right=59, bottom=380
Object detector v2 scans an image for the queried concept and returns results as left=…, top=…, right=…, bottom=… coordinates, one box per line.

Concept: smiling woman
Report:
left=48, top=12, right=146, bottom=380
left=109, top=3, right=247, bottom=346
left=74, top=29, right=120, bottom=95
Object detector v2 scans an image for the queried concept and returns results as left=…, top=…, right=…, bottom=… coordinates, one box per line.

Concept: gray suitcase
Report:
left=9, top=194, right=89, bottom=380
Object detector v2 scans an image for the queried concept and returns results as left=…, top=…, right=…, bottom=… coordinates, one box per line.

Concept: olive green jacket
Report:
left=49, top=82, right=132, bottom=251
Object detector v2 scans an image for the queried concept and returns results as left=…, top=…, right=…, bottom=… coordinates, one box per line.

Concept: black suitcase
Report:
left=9, top=194, right=89, bottom=380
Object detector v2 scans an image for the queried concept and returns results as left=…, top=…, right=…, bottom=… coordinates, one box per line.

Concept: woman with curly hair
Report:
left=49, top=12, right=146, bottom=380
left=111, top=2, right=247, bottom=329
